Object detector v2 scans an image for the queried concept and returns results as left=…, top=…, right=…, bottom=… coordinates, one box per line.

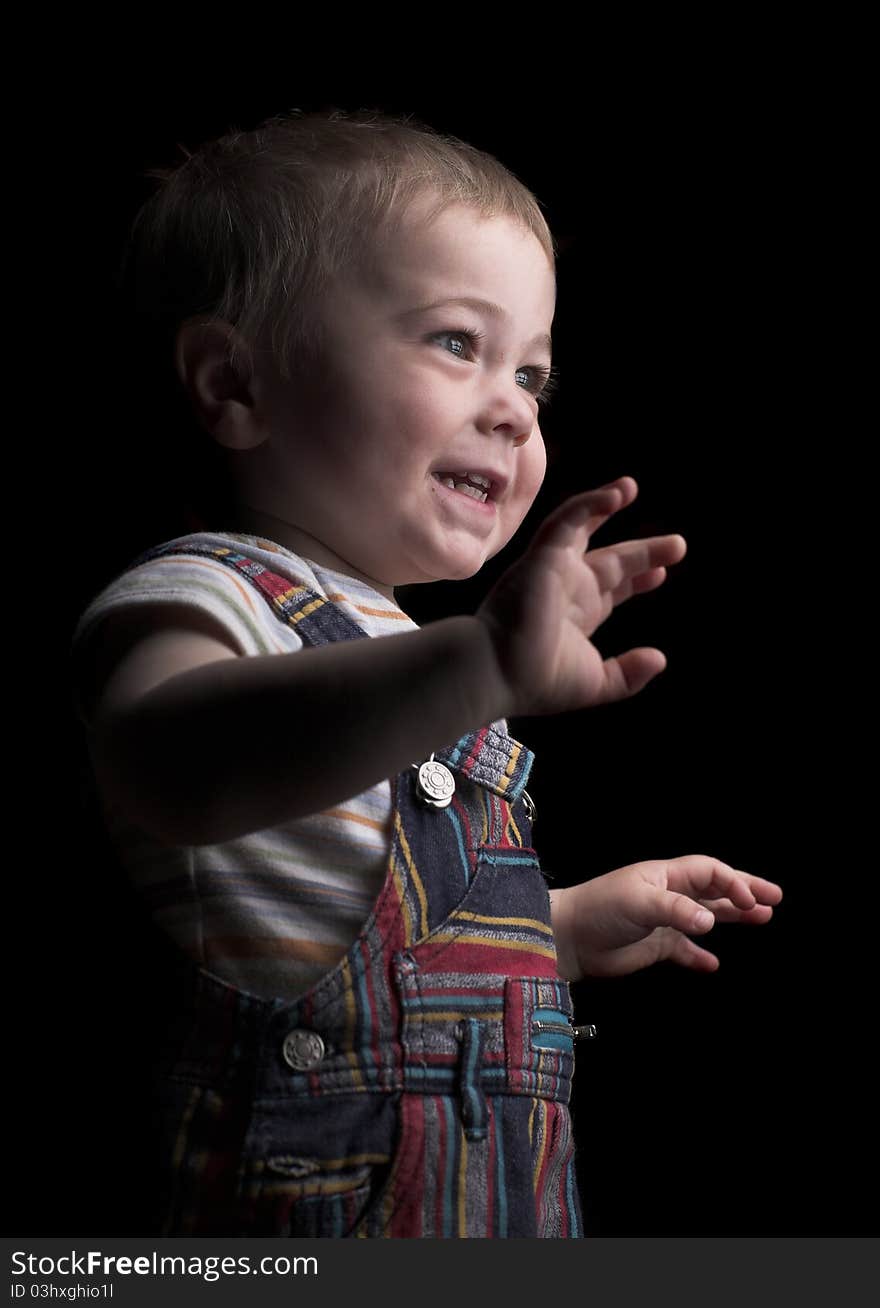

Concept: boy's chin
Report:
left=389, top=535, right=504, bottom=585
left=414, top=540, right=492, bottom=583
left=394, top=556, right=483, bottom=587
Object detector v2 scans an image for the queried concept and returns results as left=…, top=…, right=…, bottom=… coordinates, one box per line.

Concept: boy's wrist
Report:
left=549, top=887, right=575, bottom=982
left=449, top=614, right=518, bottom=727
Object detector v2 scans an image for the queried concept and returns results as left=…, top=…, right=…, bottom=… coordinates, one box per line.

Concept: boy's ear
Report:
left=174, top=318, right=268, bottom=451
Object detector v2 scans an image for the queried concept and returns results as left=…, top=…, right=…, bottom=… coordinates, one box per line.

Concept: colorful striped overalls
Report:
left=134, top=542, right=585, bottom=1238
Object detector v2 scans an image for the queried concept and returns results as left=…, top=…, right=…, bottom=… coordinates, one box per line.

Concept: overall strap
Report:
left=126, top=541, right=371, bottom=646
left=124, top=541, right=534, bottom=801
left=436, top=725, right=533, bottom=804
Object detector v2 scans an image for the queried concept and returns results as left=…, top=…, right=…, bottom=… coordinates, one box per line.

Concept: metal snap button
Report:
left=282, top=1028, right=325, bottom=1071
left=412, top=753, right=456, bottom=809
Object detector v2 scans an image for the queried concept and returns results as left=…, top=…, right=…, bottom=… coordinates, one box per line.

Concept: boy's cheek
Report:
left=499, top=466, right=545, bottom=550
left=521, top=433, right=548, bottom=500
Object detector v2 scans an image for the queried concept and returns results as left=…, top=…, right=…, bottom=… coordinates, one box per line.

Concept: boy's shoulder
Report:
left=69, top=531, right=322, bottom=671
left=67, top=531, right=375, bottom=732
left=151, top=532, right=419, bottom=638
left=73, top=529, right=419, bottom=653
left=124, top=530, right=330, bottom=594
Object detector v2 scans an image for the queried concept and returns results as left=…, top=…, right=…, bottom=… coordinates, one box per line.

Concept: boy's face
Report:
left=238, top=193, right=556, bottom=596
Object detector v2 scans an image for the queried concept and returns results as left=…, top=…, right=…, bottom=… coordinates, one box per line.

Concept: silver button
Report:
left=282, top=1028, right=325, bottom=1071
left=414, top=754, right=456, bottom=808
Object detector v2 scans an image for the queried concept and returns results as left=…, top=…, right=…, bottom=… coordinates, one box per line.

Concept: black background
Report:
left=13, top=39, right=872, bottom=1238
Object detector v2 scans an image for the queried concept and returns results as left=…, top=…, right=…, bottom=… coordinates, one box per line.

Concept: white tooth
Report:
left=468, top=473, right=491, bottom=489
left=456, top=482, right=488, bottom=502
left=441, top=477, right=456, bottom=489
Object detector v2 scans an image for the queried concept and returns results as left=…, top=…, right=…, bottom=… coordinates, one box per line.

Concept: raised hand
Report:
left=476, top=476, right=686, bottom=718
left=550, top=856, right=784, bottom=981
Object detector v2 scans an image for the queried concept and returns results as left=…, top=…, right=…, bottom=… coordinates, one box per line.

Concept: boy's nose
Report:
left=477, top=381, right=537, bottom=447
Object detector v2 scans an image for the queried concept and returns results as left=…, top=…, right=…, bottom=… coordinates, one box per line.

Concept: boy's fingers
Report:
left=644, top=888, right=718, bottom=937
left=625, top=567, right=667, bottom=599
left=699, top=900, right=775, bottom=924
left=744, top=875, right=784, bottom=904
left=666, top=857, right=783, bottom=907
left=594, top=647, right=668, bottom=704
left=587, top=535, right=687, bottom=595
left=667, top=935, right=720, bottom=972
left=529, top=477, right=637, bottom=554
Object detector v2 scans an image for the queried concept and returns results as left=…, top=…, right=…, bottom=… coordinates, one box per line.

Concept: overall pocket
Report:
left=242, top=1091, right=407, bottom=1238
left=254, top=1154, right=388, bottom=1238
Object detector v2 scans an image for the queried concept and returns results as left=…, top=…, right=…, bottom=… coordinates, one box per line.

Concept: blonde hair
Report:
left=121, top=106, right=558, bottom=382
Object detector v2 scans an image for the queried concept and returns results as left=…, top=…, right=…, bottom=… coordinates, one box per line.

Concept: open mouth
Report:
left=431, top=471, right=493, bottom=504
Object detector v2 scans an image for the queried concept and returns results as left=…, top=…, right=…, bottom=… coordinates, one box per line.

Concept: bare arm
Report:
left=82, top=478, right=687, bottom=848
left=84, top=608, right=511, bottom=846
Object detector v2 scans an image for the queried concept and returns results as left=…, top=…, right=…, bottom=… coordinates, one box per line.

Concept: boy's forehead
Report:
left=356, top=197, right=556, bottom=314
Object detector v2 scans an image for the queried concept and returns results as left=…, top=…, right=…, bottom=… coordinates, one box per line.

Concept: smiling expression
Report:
left=233, top=192, right=557, bottom=598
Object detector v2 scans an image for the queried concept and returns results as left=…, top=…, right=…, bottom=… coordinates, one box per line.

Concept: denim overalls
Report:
left=128, top=541, right=585, bottom=1238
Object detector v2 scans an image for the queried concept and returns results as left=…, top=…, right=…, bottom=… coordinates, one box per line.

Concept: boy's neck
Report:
left=218, top=507, right=399, bottom=604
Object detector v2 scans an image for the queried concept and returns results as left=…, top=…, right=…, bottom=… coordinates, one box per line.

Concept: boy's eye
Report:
left=434, top=329, right=480, bottom=358
left=433, top=328, right=560, bottom=407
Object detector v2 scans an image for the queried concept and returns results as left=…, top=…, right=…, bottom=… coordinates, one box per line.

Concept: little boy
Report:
left=70, top=107, right=781, bottom=1238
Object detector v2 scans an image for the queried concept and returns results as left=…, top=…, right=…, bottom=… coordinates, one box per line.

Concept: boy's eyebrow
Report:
left=400, top=296, right=553, bottom=357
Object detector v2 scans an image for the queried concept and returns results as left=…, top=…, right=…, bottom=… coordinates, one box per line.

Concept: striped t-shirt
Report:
left=70, top=530, right=424, bottom=1001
